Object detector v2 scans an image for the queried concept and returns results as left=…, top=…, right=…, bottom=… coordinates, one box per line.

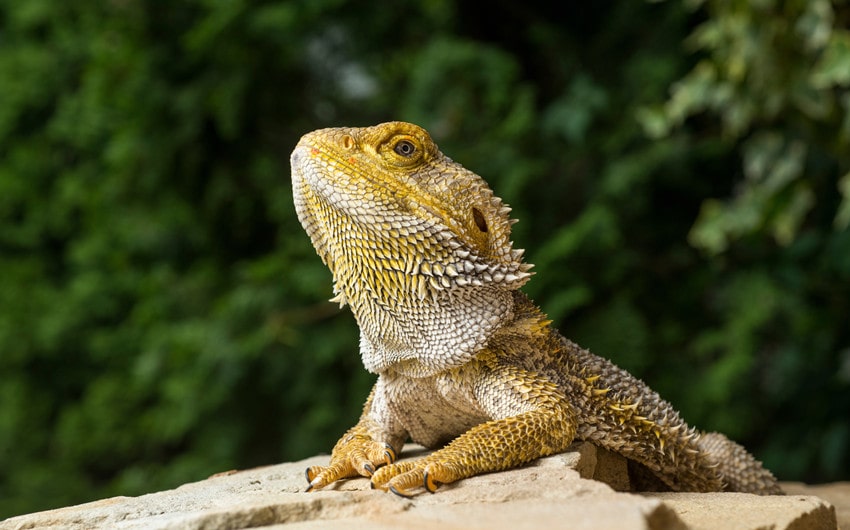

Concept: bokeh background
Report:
left=1, top=0, right=849, bottom=519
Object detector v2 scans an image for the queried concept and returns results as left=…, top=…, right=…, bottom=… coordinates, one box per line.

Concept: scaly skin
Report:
left=291, top=121, right=782, bottom=496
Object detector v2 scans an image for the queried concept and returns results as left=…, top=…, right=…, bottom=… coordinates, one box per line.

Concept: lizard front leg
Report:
left=372, top=364, right=577, bottom=496
left=306, top=385, right=407, bottom=491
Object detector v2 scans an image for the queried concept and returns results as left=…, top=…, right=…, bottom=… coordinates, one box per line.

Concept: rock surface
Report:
left=785, top=482, right=850, bottom=530
left=1, top=443, right=842, bottom=530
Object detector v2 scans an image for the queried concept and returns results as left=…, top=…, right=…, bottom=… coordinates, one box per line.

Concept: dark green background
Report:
left=1, top=0, right=849, bottom=519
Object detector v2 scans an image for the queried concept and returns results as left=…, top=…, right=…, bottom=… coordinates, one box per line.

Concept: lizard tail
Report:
left=697, top=431, right=784, bottom=495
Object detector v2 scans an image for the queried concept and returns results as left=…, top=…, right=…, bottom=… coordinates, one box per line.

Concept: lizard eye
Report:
left=381, top=133, right=426, bottom=168
left=393, top=139, right=417, bottom=157
left=472, top=207, right=488, bottom=232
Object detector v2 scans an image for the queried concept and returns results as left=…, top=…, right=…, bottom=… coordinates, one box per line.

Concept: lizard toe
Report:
left=346, top=447, right=375, bottom=477
left=304, top=465, right=329, bottom=492
left=382, top=465, right=429, bottom=497
left=305, top=465, right=327, bottom=490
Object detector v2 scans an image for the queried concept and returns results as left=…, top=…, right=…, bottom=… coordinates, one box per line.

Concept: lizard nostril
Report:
left=341, top=134, right=356, bottom=150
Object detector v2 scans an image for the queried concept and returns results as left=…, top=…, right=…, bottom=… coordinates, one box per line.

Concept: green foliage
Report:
left=641, top=0, right=850, bottom=252
left=0, top=0, right=848, bottom=519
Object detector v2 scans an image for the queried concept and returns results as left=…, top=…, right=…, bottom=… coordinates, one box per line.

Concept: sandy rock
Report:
left=783, top=482, right=850, bottom=530
left=651, top=492, right=836, bottom=530
left=0, top=443, right=839, bottom=530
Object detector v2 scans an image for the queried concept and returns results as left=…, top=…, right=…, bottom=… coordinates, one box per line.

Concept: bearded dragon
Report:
left=290, top=121, right=781, bottom=497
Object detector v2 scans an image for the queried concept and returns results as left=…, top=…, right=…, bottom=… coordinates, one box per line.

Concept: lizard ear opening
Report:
left=472, top=207, right=488, bottom=233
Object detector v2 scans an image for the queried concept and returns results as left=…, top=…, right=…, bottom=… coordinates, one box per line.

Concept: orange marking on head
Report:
left=348, top=157, right=357, bottom=164
left=311, top=148, right=320, bottom=155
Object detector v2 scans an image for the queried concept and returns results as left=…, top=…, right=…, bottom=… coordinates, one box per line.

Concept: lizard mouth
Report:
left=291, top=140, right=452, bottom=235
left=291, top=141, right=450, bottom=279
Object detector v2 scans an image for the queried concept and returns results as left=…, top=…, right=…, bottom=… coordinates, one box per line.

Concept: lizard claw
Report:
left=305, top=468, right=314, bottom=492
left=305, top=466, right=321, bottom=491
left=305, top=465, right=330, bottom=492
left=423, top=469, right=440, bottom=493
left=389, top=485, right=414, bottom=498
left=383, top=443, right=397, bottom=465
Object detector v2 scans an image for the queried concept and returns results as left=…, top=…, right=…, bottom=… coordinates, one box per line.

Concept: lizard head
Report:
left=291, top=121, right=533, bottom=375
left=291, top=121, right=533, bottom=292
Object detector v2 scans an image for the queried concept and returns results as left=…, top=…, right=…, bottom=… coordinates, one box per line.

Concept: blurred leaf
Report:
left=836, top=172, right=850, bottom=230
left=542, top=75, right=608, bottom=143
left=811, top=30, right=850, bottom=89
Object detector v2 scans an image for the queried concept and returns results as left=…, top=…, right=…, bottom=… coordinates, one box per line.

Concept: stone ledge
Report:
left=0, top=443, right=842, bottom=530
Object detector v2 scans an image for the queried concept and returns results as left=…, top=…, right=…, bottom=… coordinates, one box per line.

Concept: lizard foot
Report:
left=305, top=437, right=396, bottom=491
left=371, top=458, right=455, bottom=497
